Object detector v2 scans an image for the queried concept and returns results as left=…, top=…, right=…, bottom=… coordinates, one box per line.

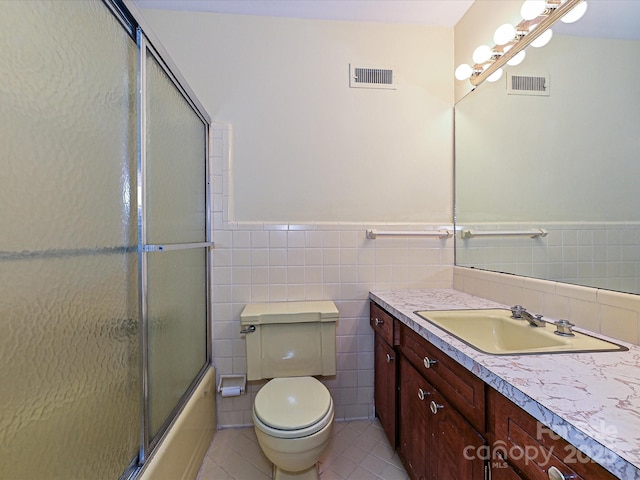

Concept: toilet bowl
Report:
left=240, top=301, right=339, bottom=480
left=252, top=377, right=334, bottom=480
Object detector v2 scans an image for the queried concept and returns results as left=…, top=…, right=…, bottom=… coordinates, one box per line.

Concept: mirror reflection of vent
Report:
left=507, top=73, right=549, bottom=96
left=350, top=64, right=397, bottom=90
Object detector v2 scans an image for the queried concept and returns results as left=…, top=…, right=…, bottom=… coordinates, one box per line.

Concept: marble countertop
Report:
left=370, top=289, right=640, bottom=479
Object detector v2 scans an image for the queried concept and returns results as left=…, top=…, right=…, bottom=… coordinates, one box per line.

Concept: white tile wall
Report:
left=210, top=123, right=454, bottom=427
left=456, top=222, right=640, bottom=293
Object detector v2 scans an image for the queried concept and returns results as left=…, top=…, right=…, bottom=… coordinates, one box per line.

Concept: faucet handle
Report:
left=554, top=319, right=575, bottom=337
left=510, top=305, right=526, bottom=318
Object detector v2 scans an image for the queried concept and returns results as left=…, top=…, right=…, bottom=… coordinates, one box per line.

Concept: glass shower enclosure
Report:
left=0, top=1, right=211, bottom=478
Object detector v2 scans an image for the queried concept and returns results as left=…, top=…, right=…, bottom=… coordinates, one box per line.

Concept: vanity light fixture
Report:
left=455, top=0, right=587, bottom=86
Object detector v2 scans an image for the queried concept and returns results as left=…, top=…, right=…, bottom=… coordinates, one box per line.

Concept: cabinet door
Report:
left=488, top=388, right=618, bottom=480
left=429, top=388, right=486, bottom=480
left=374, top=334, right=397, bottom=447
left=399, top=357, right=430, bottom=480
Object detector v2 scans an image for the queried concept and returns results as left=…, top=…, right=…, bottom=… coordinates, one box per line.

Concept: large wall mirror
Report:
left=455, top=1, right=640, bottom=294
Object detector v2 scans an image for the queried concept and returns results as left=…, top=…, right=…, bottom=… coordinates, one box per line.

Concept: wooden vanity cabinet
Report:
left=488, top=387, right=618, bottom=480
left=400, top=356, right=486, bottom=480
left=370, top=302, right=399, bottom=447
left=399, top=322, right=486, bottom=433
left=370, top=301, right=620, bottom=480
left=398, top=321, right=486, bottom=480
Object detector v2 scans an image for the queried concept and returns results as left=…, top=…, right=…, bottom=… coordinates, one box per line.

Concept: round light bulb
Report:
left=494, top=24, right=516, bottom=45
left=455, top=64, right=473, bottom=81
left=472, top=45, right=492, bottom=64
left=520, top=0, right=546, bottom=20
left=506, top=50, right=526, bottom=66
left=531, top=28, right=553, bottom=47
left=561, top=0, right=588, bottom=23
left=486, top=68, right=503, bottom=83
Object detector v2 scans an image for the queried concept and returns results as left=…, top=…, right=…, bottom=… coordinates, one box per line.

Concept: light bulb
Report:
left=472, top=45, right=492, bottom=64
left=494, top=24, right=516, bottom=45
left=455, top=64, right=473, bottom=81
left=561, top=0, right=588, bottom=23
left=487, top=68, right=503, bottom=83
left=520, top=0, right=546, bottom=20
left=531, top=28, right=553, bottom=47
left=506, top=50, right=526, bottom=66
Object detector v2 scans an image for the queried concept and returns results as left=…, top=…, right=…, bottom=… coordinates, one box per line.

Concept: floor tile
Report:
left=196, top=419, right=409, bottom=480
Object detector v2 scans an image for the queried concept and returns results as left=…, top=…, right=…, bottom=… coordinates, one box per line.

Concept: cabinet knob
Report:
left=430, top=400, right=444, bottom=414
left=417, top=388, right=429, bottom=401
left=547, top=466, right=577, bottom=480
left=386, top=353, right=394, bottom=363
left=423, top=356, right=437, bottom=369
left=374, top=317, right=383, bottom=326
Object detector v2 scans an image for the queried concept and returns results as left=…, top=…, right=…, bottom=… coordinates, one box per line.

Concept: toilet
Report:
left=240, top=300, right=338, bottom=480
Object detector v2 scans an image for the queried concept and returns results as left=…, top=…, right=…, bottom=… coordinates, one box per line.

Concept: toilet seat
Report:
left=253, top=377, right=334, bottom=439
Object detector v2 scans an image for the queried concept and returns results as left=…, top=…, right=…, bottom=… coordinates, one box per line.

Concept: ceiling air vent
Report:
left=350, top=64, right=396, bottom=90
left=507, top=72, right=550, bottom=96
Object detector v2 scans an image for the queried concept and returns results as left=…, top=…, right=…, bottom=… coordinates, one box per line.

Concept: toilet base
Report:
left=273, top=463, right=319, bottom=480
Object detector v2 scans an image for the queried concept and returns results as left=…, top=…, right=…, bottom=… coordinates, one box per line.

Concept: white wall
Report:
left=140, top=10, right=454, bottom=224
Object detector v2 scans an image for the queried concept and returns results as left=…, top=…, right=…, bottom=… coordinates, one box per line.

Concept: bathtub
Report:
left=139, top=366, right=216, bottom=480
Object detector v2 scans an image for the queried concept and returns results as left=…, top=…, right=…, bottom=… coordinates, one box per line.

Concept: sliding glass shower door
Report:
left=0, top=1, right=211, bottom=478
left=140, top=37, right=210, bottom=447
left=0, top=1, right=140, bottom=478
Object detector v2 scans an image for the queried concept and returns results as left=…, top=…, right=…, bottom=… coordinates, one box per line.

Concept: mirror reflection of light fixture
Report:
left=455, top=0, right=586, bottom=86
left=506, top=50, right=526, bottom=66
left=561, top=0, right=588, bottom=22
left=494, top=24, right=516, bottom=45
left=486, top=68, right=503, bottom=82
left=530, top=28, right=553, bottom=47
left=455, top=63, right=474, bottom=81
left=472, top=45, right=493, bottom=64
left=521, top=0, right=547, bottom=20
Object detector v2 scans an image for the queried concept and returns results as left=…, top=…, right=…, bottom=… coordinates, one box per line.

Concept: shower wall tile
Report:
left=209, top=123, right=454, bottom=427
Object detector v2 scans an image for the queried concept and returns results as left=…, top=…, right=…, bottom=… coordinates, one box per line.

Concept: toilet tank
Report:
left=240, top=301, right=338, bottom=381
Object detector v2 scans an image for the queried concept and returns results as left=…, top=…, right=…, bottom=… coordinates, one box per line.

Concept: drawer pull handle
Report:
left=374, top=317, right=384, bottom=326
left=386, top=353, right=394, bottom=363
left=423, top=357, right=437, bottom=368
left=430, top=400, right=444, bottom=414
left=417, top=388, right=429, bottom=401
left=547, top=466, right=577, bottom=480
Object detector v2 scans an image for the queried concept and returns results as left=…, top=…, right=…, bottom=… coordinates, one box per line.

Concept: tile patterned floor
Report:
left=196, top=419, right=409, bottom=480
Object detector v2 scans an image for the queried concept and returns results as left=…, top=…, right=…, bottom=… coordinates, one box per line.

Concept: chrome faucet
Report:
left=510, top=305, right=546, bottom=327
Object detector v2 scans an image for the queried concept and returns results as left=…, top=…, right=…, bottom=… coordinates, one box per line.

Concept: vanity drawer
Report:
left=399, top=322, right=485, bottom=433
left=488, top=388, right=617, bottom=480
left=370, top=302, right=398, bottom=346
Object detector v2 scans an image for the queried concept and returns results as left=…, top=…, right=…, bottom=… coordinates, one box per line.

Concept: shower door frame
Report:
left=105, top=0, right=214, bottom=476
left=136, top=27, right=214, bottom=460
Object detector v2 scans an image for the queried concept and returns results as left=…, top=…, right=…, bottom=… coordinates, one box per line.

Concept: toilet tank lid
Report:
left=240, top=300, right=338, bottom=325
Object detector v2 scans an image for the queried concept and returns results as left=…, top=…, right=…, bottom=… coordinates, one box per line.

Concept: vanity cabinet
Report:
left=370, top=302, right=398, bottom=447
left=488, top=388, right=618, bottom=480
left=370, top=300, right=620, bottom=480
left=399, top=356, right=486, bottom=480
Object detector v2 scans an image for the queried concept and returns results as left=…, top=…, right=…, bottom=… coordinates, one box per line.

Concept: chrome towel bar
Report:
left=366, top=229, right=453, bottom=239
left=460, top=229, right=547, bottom=239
